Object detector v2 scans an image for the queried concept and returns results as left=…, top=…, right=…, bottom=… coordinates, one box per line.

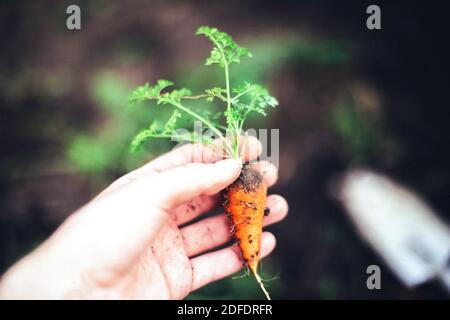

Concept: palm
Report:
left=132, top=220, right=192, bottom=299
left=103, top=190, right=285, bottom=299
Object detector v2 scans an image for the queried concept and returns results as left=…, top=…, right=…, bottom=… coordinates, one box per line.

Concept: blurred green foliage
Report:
left=331, top=102, right=398, bottom=162
left=66, top=72, right=172, bottom=179
left=332, top=103, right=380, bottom=161
left=318, top=276, right=340, bottom=299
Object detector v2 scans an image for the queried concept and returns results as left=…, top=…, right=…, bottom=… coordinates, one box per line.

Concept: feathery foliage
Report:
left=129, top=26, right=278, bottom=158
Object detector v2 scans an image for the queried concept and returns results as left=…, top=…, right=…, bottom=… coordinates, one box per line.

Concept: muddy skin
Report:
left=222, top=164, right=267, bottom=272
left=233, top=165, right=263, bottom=193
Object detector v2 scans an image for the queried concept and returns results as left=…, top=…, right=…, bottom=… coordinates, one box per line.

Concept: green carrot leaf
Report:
left=196, top=26, right=252, bottom=67
left=130, top=121, right=160, bottom=152
left=128, top=80, right=174, bottom=104
left=158, top=88, right=192, bottom=105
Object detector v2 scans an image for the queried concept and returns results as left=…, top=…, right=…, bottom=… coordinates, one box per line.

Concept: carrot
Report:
left=223, top=165, right=271, bottom=300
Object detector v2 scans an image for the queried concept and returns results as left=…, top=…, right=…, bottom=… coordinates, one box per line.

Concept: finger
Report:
left=150, top=159, right=241, bottom=210
left=247, top=161, right=279, bottom=188
left=190, top=232, right=276, bottom=291
left=170, top=194, right=219, bottom=226
left=133, top=135, right=262, bottom=174
left=98, top=136, right=261, bottom=197
left=181, top=195, right=288, bottom=257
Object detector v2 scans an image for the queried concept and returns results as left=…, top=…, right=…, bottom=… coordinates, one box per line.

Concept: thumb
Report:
left=53, top=159, right=241, bottom=273
left=149, top=158, right=242, bottom=210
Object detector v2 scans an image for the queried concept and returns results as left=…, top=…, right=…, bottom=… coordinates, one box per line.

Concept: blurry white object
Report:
left=337, top=169, right=450, bottom=291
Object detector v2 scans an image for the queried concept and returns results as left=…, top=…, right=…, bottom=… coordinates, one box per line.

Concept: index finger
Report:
left=139, top=135, right=262, bottom=173
left=101, top=136, right=262, bottom=197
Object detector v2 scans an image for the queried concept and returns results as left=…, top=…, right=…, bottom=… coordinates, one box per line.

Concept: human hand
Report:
left=0, top=137, right=288, bottom=299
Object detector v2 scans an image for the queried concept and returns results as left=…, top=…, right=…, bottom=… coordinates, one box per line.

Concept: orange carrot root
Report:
left=223, top=165, right=271, bottom=300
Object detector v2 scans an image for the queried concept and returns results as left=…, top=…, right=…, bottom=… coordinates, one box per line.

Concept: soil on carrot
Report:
left=232, top=166, right=264, bottom=193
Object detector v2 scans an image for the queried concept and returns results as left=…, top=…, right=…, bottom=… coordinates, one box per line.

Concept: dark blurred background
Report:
left=1, top=0, right=449, bottom=299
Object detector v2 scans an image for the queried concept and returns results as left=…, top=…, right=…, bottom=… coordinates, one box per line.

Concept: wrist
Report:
left=0, top=248, right=79, bottom=299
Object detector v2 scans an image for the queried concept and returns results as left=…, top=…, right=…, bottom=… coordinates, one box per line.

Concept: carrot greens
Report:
left=128, top=26, right=278, bottom=160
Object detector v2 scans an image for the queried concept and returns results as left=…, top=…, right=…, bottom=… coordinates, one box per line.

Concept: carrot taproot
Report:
left=223, top=165, right=271, bottom=300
